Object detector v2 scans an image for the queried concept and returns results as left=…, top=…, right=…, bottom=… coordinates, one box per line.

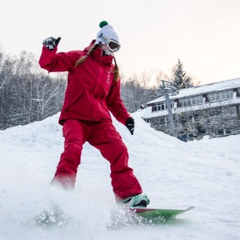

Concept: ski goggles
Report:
left=107, top=39, right=121, bottom=52
left=100, top=35, right=121, bottom=52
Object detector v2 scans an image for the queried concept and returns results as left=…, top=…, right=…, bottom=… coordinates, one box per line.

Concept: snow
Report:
left=0, top=110, right=240, bottom=240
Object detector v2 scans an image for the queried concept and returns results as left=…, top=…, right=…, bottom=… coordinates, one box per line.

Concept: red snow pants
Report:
left=51, top=119, right=143, bottom=200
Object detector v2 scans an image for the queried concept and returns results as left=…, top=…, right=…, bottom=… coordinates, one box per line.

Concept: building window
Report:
left=208, top=90, right=233, bottom=102
left=152, top=102, right=165, bottom=112
left=222, top=106, right=237, bottom=116
left=179, top=96, right=202, bottom=107
left=237, top=88, right=240, bottom=97
left=152, top=101, right=174, bottom=112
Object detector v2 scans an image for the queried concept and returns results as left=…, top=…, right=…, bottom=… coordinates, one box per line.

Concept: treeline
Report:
left=0, top=51, right=195, bottom=130
left=0, top=51, right=66, bottom=129
left=121, top=72, right=162, bottom=113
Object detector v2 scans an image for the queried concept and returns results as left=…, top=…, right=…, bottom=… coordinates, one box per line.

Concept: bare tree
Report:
left=0, top=50, right=66, bottom=129
left=121, top=73, right=157, bottom=113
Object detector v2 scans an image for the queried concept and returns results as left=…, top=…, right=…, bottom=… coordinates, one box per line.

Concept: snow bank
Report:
left=0, top=111, right=240, bottom=240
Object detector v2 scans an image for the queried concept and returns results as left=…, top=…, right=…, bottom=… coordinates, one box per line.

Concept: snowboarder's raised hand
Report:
left=42, top=37, right=61, bottom=50
left=126, top=117, right=135, bottom=135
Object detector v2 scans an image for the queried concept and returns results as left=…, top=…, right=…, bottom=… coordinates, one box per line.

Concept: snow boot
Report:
left=122, top=194, right=150, bottom=207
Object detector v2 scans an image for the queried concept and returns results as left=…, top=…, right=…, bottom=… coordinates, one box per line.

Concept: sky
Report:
left=0, top=111, right=240, bottom=239
left=1, top=0, right=240, bottom=84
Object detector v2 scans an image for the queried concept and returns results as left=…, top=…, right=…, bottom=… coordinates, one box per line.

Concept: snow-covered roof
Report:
left=147, top=78, right=240, bottom=104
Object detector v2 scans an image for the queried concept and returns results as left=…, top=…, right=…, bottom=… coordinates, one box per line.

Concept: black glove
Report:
left=42, top=36, right=61, bottom=50
left=126, top=117, right=135, bottom=135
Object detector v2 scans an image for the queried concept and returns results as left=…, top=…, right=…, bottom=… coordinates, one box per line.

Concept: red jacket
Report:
left=39, top=41, right=130, bottom=126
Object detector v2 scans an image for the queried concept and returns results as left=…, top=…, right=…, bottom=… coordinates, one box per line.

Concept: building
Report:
left=142, top=78, right=240, bottom=140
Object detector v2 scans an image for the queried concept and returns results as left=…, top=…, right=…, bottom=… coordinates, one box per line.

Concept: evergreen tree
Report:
left=172, top=59, right=193, bottom=89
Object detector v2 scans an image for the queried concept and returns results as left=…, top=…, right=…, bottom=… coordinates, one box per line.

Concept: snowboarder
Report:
left=39, top=21, right=149, bottom=207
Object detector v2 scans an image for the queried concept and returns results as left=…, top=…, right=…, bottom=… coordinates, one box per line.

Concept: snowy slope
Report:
left=0, top=111, right=240, bottom=240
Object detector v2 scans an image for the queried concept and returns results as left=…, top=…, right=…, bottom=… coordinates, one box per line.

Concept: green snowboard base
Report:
left=127, top=206, right=194, bottom=221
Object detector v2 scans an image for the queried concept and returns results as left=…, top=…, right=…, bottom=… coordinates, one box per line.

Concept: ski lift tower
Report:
left=159, top=80, right=178, bottom=136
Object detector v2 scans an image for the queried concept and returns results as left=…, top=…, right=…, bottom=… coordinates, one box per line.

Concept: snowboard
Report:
left=36, top=205, right=194, bottom=227
left=126, top=206, right=194, bottom=221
